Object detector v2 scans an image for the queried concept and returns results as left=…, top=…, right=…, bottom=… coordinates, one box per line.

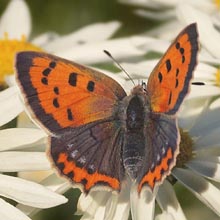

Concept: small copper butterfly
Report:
left=15, top=23, right=198, bottom=193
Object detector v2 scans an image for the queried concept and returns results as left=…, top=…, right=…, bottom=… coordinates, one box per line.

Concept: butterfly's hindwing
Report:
left=50, top=119, right=125, bottom=193
left=138, top=113, right=179, bottom=191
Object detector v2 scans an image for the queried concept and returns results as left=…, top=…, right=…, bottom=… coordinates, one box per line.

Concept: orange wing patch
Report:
left=30, top=56, right=117, bottom=127
left=138, top=148, right=173, bottom=192
left=56, top=152, right=120, bottom=192
left=147, top=23, right=198, bottom=114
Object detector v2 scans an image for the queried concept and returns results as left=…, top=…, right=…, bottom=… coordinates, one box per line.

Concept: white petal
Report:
left=45, top=21, right=121, bottom=52
left=55, top=36, right=156, bottom=64
left=0, top=86, right=23, bottom=126
left=157, top=180, right=187, bottom=220
left=77, top=188, right=129, bottom=220
left=0, top=174, right=67, bottom=208
left=156, top=0, right=216, bottom=12
left=120, top=59, right=158, bottom=77
left=194, top=62, right=216, bottom=81
left=194, top=127, right=220, bottom=150
left=105, top=182, right=130, bottom=220
left=0, top=198, right=31, bottom=220
left=130, top=184, right=156, bottom=220
left=173, top=168, right=220, bottom=216
left=177, top=4, right=220, bottom=58
left=104, top=194, right=119, bottom=220
left=40, top=173, right=70, bottom=193
left=155, top=212, right=175, bottom=220
left=178, top=97, right=209, bottom=130
left=0, top=152, right=50, bottom=172
left=77, top=191, right=110, bottom=219
left=31, top=32, right=60, bottom=47
left=189, top=107, right=220, bottom=137
left=146, top=21, right=183, bottom=41
left=187, top=85, right=220, bottom=99
left=134, top=9, right=175, bottom=20
left=196, top=156, right=220, bottom=163
left=16, top=174, right=71, bottom=216
left=200, top=49, right=220, bottom=65
left=17, top=112, right=36, bottom=128
left=5, top=75, right=16, bottom=87
left=195, top=148, right=220, bottom=158
left=18, top=170, right=53, bottom=183
left=0, top=128, right=46, bottom=151
left=187, top=159, right=220, bottom=182
left=0, top=0, right=31, bottom=39
left=119, top=0, right=163, bottom=9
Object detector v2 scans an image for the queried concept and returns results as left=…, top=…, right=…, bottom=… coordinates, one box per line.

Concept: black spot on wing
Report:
left=67, top=108, right=74, bottom=121
left=54, top=87, right=59, bottom=95
left=166, top=59, right=171, bottom=72
left=49, top=61, right=56, bottom=68
left=182, top=55, right=185, bottom=63
left=158, top=72, right=163, bottom=83
left=175, top=79, right=179, bottom=88
left=41, top=77, right=48, bottom=85
left=69, top=73, right=77, bottom=86
left=168, top=91, right=172, bottom=105
left=176, top=68, right=179, bottom=77
left=81, top=178, right=88, bottom=185
left=56, top=162, right=64, bottom=171
left=175, top=42, right=180, bottom=49
left=42, top=68, right=51, bottom=76
left=67, top=171, right=74, bottom=179
left=53, top=98, right=59, bottom=108
left=180, top=47, right=184, bottom=54
left=87, top=81, right=95, bottom=92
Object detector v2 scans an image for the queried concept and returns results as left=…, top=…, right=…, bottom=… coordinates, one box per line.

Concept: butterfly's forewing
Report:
left=16, top=51, right=126, bottom=134
left=138, top=23, right=199, bottom=191
left=15, top=51, right=126, bottom=192
left=147, top=23, right=198, bottom=114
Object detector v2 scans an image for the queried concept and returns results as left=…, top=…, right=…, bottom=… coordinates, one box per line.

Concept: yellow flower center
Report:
left=214, top=0, right=220, bottom=9
left=215, top=68, right=220, bottom=87
left=0, top=33, right=42, bottom=83
left=176, top=128, right=194, bottom=168
left=167, top=128, right=194, bottom=185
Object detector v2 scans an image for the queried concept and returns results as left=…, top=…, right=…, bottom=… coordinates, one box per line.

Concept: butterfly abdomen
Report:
left=122, top=95, right=146, bottom=179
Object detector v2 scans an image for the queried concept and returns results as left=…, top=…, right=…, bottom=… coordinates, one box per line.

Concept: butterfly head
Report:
left=131, top=82, right=148, bottom=96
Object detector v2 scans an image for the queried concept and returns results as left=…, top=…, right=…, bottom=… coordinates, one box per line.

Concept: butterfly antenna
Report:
left=103, top=50, right=135, bottom=86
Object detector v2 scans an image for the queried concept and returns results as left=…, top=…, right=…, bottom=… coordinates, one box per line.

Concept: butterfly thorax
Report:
left=120, top=85, right=150, bottom=180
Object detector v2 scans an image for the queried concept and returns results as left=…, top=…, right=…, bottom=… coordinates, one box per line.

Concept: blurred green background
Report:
left=0, top=1, right=219, bottom=220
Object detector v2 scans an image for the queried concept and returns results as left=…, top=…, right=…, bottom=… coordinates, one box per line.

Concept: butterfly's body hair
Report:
left=119, top=85, right=150, bottom=180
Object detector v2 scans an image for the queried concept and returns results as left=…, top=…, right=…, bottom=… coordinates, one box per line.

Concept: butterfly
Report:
left=15, top=23, right=198, bottom=194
